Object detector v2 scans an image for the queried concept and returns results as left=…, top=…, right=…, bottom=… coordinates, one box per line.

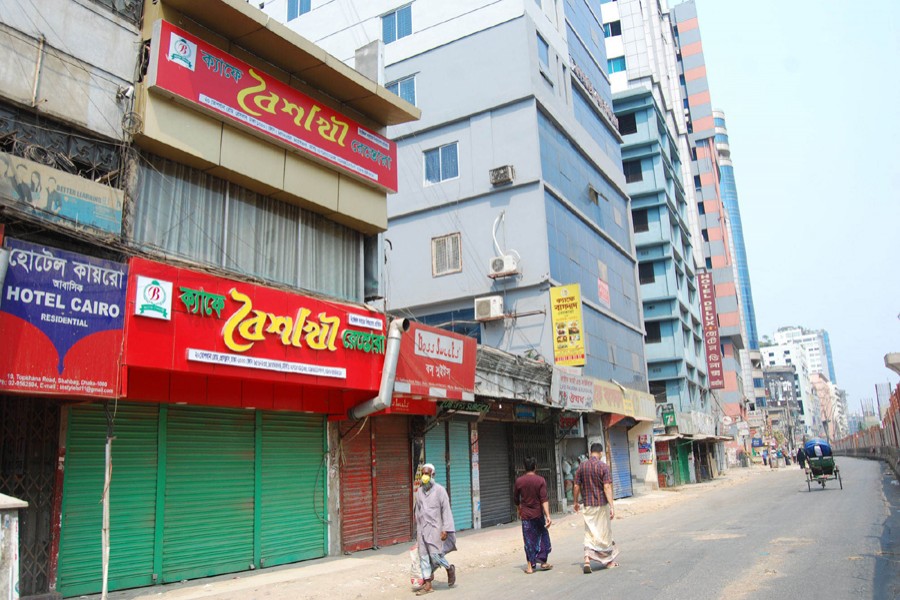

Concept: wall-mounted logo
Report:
left=135, top=276, right=173, bottom=320
left=168, top=34, right=197, bottom=71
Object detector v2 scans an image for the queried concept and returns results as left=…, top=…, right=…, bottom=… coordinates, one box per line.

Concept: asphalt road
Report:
left=429, top=458, right=900, bottom=600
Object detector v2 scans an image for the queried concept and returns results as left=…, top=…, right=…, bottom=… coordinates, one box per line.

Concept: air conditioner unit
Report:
left=488, top=254, right=519, bottom=278
left=489, top=165, right=515, bottom=186
left=474, top=295, right=504, bottom=321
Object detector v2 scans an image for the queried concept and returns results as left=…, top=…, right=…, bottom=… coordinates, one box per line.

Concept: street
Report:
left=118, top=458, right=900, bottom=600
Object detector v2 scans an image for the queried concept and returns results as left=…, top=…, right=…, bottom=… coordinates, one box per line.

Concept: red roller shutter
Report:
left=374, top=417, right=412, bottom=547
left=340, top=420, right=374, bottom=552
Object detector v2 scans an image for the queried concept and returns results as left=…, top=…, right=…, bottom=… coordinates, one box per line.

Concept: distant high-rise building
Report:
left=773, top=326, right=836, bottom=382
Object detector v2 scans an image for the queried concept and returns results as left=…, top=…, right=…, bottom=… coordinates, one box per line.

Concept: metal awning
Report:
left=654, top=434, right=682, bottom=442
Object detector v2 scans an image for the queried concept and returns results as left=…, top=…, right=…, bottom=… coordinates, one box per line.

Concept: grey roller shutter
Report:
left=477, top=422, right=514, bottom=527
left=608, top=426, right=633, bottom=499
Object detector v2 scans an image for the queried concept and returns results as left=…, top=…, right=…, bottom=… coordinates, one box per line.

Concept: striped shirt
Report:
left=574, top=456, right=611, bottom=506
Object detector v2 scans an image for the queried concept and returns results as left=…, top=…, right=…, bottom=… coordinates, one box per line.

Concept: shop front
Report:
left=53, top=257, right=389, bottom=596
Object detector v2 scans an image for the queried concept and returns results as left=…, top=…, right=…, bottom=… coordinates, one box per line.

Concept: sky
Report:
left=692, top=0, right=900, bottom=412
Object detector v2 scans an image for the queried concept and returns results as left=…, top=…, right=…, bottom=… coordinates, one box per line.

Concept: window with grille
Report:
left=432, top=233, right=462, bottom=277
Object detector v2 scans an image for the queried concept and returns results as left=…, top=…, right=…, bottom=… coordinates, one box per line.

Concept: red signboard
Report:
left=393, top=322, right=476, bottom=401
left=147, top=20, right=398, bottom=192
left=122, top=258, right=387, bottom=407
left=698, top=272, right=725, bottom=389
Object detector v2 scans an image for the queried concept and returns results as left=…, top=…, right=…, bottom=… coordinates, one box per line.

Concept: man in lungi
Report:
left=513, top=456, right=553, bottom=573
left=413, top=463, right=457, bottom=595
left=573, top=442, right=619, bottom=573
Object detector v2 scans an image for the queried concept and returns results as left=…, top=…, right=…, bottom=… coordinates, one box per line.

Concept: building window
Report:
left=623, top=159, right=643, bottom=183
left=679, top=74, right=685, bottom=86
left=607, top=56, right=626, bottom=74
left=424, top=142, right=459, bottom=184
left=617, top=112, right=637, bottom=135
left=603, top=21, right=622, bottom=38
left=537, top=33, right=550, bottom=68
left=632, top=208, right=649, bottom=232
left=382, top=5, right=412, bottom=44
left=698, top=201, right=705, bottom=215
left=705, top=257, right=712, bottom=269
left=693, top=175, right=702, bottom=190
left=701, top=229, right=709, bottom=242
left=432, top=233, right=462, bottom=276
left=287, top=0, right=311, bottom=20
left=645, top=321, right=662, bottom=344
left=638, top=262, right=655, bottom=284
left=386, top=75, right=416, bottom=105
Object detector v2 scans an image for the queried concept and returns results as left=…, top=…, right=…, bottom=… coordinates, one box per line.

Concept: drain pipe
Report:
left=348, top=317, right=410, bottom=420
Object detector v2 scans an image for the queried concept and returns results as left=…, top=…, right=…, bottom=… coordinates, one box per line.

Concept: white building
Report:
left=773, top=326, right=835, bottom=383
left=761, top=341, right=819, bottom=437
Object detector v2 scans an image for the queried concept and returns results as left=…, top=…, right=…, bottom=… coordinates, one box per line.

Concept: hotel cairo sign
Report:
left=146, top=19, right=398, bottom=192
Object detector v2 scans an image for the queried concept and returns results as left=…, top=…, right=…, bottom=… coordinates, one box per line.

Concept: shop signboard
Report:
left=122, top=257, right=387, bottom=395
left=0, top=150, right=124, bottom=235
left=550, top=367, right=593, bottom=411
left=557, top=412, right=584, bottom=438
left=146, top=20, right=398, bottom=192
left=0, top=239, right=126, bottom=397
left=394, top=321, right=476, bottom=401
left=549, top=284, right=585, bottom=366
left=751, top=437, right=763, bottom=447
left=661, top=403, right=676, bottom=427
left=697, top=272, right=725, bottom=389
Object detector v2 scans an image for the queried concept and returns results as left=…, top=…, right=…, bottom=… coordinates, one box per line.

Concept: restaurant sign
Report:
left=0, top=239, right=126, bottom=397
left=123, top=258, right=386, bottom=393
left=146, top=20, right=398, bottom=192
left=549, top=284, right=586, bottom=366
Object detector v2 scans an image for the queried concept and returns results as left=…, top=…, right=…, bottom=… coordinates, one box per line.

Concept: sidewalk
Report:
left=101, top=466, right=767, bottom=600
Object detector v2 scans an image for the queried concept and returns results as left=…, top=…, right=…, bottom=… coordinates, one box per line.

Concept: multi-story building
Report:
left=773, top=326, right=836, bottom=383
left=602, top=0, right=720, bottom=478
left=670, top=1, right=751, bottom=432
left=763, top=365, right=804, bottom=449
left=0, top=0, right=419, bottom=596
left=760, top=340, right=819, bottom=437
left=811, top=373, right=845, bottom=441
left=267, top=0, right=657, bottom=501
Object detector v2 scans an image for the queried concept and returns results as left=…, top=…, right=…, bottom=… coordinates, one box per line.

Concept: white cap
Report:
left=422, top=463, right=435, bottom=474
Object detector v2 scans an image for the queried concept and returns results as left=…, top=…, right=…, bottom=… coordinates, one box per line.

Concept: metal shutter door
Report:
left=374, top=416, right=412, bottom=547
left=608, top=426, right=633, bottom=499
left=261, top=412, right=326, bottom=567
left=339, top=419, right=374, bottom=552
left=162, top=407, right=255, bottom=582
left=477, top=422, right=514, bottom=527
left=424, top=422, right=446, bottom=471
left=511, top=422, right=559, bottom=513
left=447, top=421, right=472, bottom=531
left=57, top=403, right=158, bottom=597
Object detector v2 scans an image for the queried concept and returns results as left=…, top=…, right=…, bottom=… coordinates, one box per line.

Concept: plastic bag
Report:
left=410, top=545, right=424, bottom=589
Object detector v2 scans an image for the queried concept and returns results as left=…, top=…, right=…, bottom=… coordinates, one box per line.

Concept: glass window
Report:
left=698, top=201, right=705, bottom=215
left=632, top=208, right=649, bottom=232
left=287, top=0, right=311, bottom=21
left=701, top=229, right=709, bottom=242
left=432, top=233, right=462, bottom=276
left=424, top=142, right=459, bottom=184
left=645, top=321, right=662, bottom=344
left=617, top=112, right=637, bottom=135
left=705, top=257, right=713, bottom=269
left=386, top=75, right=416, bottom=106
left=638, top=262, right=655, bottom=284
left=603, top=21, right=622, bottom=38
left=383, top=5, right=412, bottom=44
left=537, top=33, right=550, bottom=68
left=607, top=56, right=626, bottom=74
left=623, top=159, right=643, bottom=183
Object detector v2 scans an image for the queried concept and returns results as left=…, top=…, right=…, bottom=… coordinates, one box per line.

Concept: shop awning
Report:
left=654, top=434, right=683, bottom=442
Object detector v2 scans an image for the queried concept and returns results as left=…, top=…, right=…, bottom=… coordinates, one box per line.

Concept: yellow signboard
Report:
left=550, top=284, right=585, bottom=366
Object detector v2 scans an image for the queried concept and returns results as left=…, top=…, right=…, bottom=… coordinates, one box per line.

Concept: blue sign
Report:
left=751, top=437, right=763, bottom=447
left=2, top=238, right=126, bottom=372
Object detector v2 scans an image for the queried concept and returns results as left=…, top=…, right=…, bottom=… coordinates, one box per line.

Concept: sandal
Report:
left=539, top=563, right=553, bottom=571
left=606, top=561, right=619, bottom=569
left=415, top=586, right=434, bottom=596
left=583, top=563, right=592, bottom=574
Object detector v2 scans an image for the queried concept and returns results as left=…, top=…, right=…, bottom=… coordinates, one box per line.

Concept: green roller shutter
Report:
left=57, top=403, right=159, bottom=598
left=447, top=421, right=472, bottom=531
left=260, top=412, right=326, bottom=567
left=161, top=406, right=255, bottom=583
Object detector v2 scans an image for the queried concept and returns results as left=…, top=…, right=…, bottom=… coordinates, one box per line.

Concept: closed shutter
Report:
left=374, top=416, right=412, bottom=547
left=424, top=422, right=446, bottom=471
left=511, top=422, right=559, bottom=513
left=477, top=422, right=513, bottom=527
left=339, top=419, right=374, bottom=552
left=608, top=426, right=633, bottom=499
left=261, top=412, right=326, bottom=567
left=57, top=403, right=158, bottom=597
left=161, top=407, right=255, bottom=582
left=447, top=421, right=472, bottom=531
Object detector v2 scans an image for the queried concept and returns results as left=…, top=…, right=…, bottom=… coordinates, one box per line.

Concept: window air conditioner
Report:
left=489, top=165, right=515, bottom=186
left=488, top=254, right=519, bottom=278
left=474, top=295, right=504, bottom=321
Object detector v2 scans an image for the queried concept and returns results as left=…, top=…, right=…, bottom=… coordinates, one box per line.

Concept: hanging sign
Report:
left=394, top=322, right=476, bottom=401
left=146, top=20, right=398, bottom=192
left=698, top=272, right=725, bottom=389
left=0, top=239, right=126, bottom=397
left=549, top=284, right=585, bottom=366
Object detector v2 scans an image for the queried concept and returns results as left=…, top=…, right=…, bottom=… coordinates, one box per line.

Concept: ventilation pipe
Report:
left=348, top=317, right=410, bottom=420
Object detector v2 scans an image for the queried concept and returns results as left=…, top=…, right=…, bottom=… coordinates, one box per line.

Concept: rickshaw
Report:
left=804, top=438, right=842, bottom=491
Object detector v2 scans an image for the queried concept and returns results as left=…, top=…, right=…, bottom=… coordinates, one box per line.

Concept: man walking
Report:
left=414, top=463, right=457, bottom=595
left=573, top=442, right=619, bottom=573
left=513, top=456, right=552, bottom=574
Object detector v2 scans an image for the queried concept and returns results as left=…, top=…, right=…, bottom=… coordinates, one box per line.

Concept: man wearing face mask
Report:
left=413, top=463, right=456, bottom=595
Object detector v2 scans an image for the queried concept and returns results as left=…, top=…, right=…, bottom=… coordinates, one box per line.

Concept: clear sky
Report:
left=692, top=0, right=900, bottom=411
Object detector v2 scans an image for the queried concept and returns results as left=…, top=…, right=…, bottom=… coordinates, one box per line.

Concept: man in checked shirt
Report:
left=572, top=442, right=620, bottom=573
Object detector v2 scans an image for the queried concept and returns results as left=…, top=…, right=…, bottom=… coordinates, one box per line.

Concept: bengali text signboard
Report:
left=0, top=239, right=126, bottom=397
left=394, top=322, right=476, bottom=401
left=698, top=272, right=725, bottom=389
left=550, top=284, right=585, bottom=366
left=147, top=20, right=398, bottom=192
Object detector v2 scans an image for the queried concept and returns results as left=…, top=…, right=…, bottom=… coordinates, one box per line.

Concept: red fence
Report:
left=834, top=383, right=900, bottom=478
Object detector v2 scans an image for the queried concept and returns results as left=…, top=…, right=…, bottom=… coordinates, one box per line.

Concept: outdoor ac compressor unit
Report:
left=474, top=295, right=504, bottom=321
left=489, top=165, right=515, bottom=186
left=488, top=254, right=519, bottom=278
